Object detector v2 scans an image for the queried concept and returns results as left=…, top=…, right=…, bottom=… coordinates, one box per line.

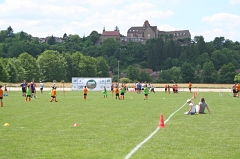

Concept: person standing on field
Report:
left=236, top=83, right=240, bottom=97
left=39, top=81, right=44, bottom=94
left=144, top=85, right=149, bottom=100
left=20, top=80, right=27, bottom=97
left=232, top=83, right=237, bottom=97
left=0, top=85, right=4, bottom=107
left=150, top=84, right=155, bottom=94
left=120, top=85, right=125, bottom=100
left=111, top=84, right=114, bottom=97
left=188, top=82, right=192, bottom=93
left=83, top=86, right=88, bottom=100
left=115, top=86, right=120, bottom=100
left=236, top=83, right=240, bottom=98
left=103, top=86, right=107, bottom=98
left=26, top=85, right=31, bottom=102
left=4, top=84, right=8, bottom=95
left=30, top=81, right=36, bottom=98
left=50, top=87, right=57, bottom=102
left=167, top=85, right=170, bottom=94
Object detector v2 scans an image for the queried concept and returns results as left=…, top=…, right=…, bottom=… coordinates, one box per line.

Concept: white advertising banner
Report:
left=72, top=77, right=112, bottom=91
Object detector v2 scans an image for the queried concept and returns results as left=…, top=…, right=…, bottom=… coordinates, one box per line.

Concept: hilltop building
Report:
left=97, top=27, right=122, bottom=45
left=102, top=20, right=191, bottom=45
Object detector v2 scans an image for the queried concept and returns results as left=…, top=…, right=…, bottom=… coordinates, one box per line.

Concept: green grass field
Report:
left=0, top=90, right=239, bottom=159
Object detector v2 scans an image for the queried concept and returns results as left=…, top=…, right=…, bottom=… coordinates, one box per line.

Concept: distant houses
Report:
left=32, top=36, right=65, bottom=44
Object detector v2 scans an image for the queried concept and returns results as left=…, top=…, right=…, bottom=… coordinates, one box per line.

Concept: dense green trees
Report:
left=0, top=26, right=239, bottom=83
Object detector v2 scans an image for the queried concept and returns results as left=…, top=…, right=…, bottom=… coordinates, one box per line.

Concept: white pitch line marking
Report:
left=124, top=97, right=193, bottom=159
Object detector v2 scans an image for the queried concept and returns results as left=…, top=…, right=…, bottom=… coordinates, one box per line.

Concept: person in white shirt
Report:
left=184, top=99, right=196, bottom=115
left=39, top=81, right=44, bottom=94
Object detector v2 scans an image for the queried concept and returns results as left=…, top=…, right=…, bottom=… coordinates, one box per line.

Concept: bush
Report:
left=120, top=78, right=131, bottom=83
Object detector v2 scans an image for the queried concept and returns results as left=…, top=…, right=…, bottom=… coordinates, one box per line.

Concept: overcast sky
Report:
left=0, top=0, right=240, bottom=42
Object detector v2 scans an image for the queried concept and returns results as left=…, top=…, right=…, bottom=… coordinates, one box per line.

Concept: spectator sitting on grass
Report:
left=196, top=97, right=211, bottom=114
left=184, top=99, right=196, bottom=115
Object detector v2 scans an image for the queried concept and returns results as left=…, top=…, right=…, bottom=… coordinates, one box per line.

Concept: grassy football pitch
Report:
left=0, top=90, right=239, bottom=159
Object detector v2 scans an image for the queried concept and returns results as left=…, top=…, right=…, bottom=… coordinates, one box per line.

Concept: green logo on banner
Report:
left=86, top=79, right=97, bottom=89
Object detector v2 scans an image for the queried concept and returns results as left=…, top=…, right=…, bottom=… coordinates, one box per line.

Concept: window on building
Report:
left=131, top=34, right=133, bottom=38
left=148, top=34, right=150, bottom=39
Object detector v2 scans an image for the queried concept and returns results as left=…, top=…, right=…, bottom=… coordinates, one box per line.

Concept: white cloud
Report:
left=158, top=24, right=177, bottom=31
left=200, top=13, right=240, bottom=41
left=0, top=0, right=175, bottom=37
left=229, top=0, right=240, bottom=4
left=202, top=13, right=240, bottom=28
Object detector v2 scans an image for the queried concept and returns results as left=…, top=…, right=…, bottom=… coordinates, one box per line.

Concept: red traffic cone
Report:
left=74, top=123, right=78, bottom=127
left=158, top=114, right=165, bottom=128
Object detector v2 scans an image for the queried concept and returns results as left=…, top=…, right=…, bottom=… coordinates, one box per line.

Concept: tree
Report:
left=101, top=38, right=120, bottom=57
left=70, top=52, right=84, bottom=77
left=219, top=62, right=236, bottom=83
left=158, top=67, right=182, bottom=83
left=0, top=60, right=9, bottom=82
left=195, top=36, right=206, bottom=55
left=88, top=31, right=100, bottom=44
left=37, top=50, right=67, bottom=82
left=181, top=62, right=195, bottom=83
left=146, top=38, right=164, bottom=71
left=6, top=59, right=18, bottom=83
left=234, top=73, right=240, bottom=82
left=7, top=26, right=14, bottom=37
left=211, top=50, right=227, bottom=70
left=79, top=56, right=97, bottom=77
left=47, top=35, right=56, bottom=45
left=95, top=57, right=109, bottom=77
left=0, top=30, right=7, bottom=42
left=139, top=70, right=152, bottom=82
left=213, top=37, right=225, bottom=50
left=7, top=42, right=25, bottom=57
left=18, top=52, right=39, bottom=82
left=126, top=65, right=140, bottom=81
left=202, top=61, right=217, bottom=83
left=9, top=58, right=25, bottom=82
left=63, top=33, right=68, bottom=39
left=197, top=52, right=210, bottom=67
left=17, top=31, right=29, bottom=41
left=193, top=64, right=202, bottom=83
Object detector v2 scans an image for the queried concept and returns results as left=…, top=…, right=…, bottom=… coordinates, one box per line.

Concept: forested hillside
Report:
left=0, top=26, right=240, bottom=83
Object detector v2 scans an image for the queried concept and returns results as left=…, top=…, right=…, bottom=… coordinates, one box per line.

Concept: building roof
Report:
left=128, top=23, right=157, bottom=33
left=102, top=31, right=120, bottom=36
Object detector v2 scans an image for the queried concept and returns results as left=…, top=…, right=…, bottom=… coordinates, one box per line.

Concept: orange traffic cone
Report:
left=158, top=114, right=165, bottom=128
